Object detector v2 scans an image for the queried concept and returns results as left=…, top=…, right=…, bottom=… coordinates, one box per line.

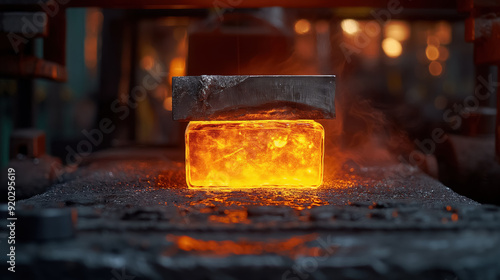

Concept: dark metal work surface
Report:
left=1, top=148, right=500, bottom=280
left=172, top=75, right=336, bottom=121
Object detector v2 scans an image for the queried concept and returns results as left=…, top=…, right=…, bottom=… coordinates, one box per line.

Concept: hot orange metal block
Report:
left=185, top=120, right=324, bottom=188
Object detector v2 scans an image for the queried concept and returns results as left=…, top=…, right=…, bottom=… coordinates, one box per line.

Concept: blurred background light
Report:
left=382, top=37, right=402, bottom=58
left=294, top=19, right=311, bottom=35
left=425, top=45, right=440, bottom=61
left=384, top=21, right=410, bottom=41
left=341, top=19, right=360, bottom=35
left=429, top=61, right=443, bottom=76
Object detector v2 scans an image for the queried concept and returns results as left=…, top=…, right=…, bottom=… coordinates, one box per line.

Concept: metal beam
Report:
left=0, top=0, right=458, bottom=9
left=0, top=55, right=67, bottom=81
left=0, top=12, right=47, bottom=36
left=172, top=75, right=335, bottom=121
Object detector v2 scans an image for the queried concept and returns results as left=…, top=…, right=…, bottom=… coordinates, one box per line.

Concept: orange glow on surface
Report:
left=382, top=38, right=402, bottom=58
left=166, top=234, right=323, bottom=258
left=429, top=61, right=443, bottom=76
left=341, top=19, right=360, bottom=35
left=294, top=19, right=311, bottom=34
left=185, top=120, right=324, bottom=189
left=140, top=55, right=155, bottom=70
left=209, top=209, right=249, bottom=224
left=425, top=45, right=439, bottom=61
left=180, top=190, right=329, bottom=210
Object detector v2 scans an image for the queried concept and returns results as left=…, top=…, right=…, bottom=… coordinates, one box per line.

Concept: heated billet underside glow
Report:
left=185, top=120, right=324, bottom=188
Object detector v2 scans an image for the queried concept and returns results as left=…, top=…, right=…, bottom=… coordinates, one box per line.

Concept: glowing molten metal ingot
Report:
left=185, top=120, right=324, bottom=188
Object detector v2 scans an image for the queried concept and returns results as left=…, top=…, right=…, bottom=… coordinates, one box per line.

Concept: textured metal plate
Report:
left=172, top=75, right=335, bottom=121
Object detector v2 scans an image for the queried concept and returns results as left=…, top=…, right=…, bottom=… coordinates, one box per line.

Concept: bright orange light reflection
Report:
left=186, top=120, right=324, bottom=189
left=166, top=234, right=321, bottom=258
left=341, top=19, right=360, bottom=35
left=425, top=45, right=439, bottom=61
left=169, top=57, right=185, bottom=82
left=382, top=38, right=402, bottom=58
left=294, top=19, right=311, bottom=34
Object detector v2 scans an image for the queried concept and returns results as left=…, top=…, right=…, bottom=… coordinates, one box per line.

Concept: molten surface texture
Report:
left=185, top=120, right=324, bottom=188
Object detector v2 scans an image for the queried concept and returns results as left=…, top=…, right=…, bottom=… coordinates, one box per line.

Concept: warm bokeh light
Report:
left=434, top=95, right=448, bottom=110
left=438, top=46, right=449, bottom=61
left=341, top=19, right=360, bottom=35
left=425, top=45, right=440, bottom=61
left=84, top=8, right=103, bottom=73
left=166, top=234, right=320, bottom=258
left=429, top=61, right=443, bottom=76
left=435, top=21, right=452, bottom=45
left=163, top=97, right=173, bottom=111
left=382, top=38, right=402, bottom=58
left=140, top=55, right=155, bottom=70
left=294, top=19, right=311, bottom=35
left=427, top=35, right=440, bottom=47
left=84, top=37, right=98, bottom=69
left=295, top=35, right=316, bottom=60
left=315, top=20, right=330, bottom=34
left=384, top=21, right=410, bottom=41
left=168, top=57, right=186, bottom=83
left=185, top=120, right=324, bottom=188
